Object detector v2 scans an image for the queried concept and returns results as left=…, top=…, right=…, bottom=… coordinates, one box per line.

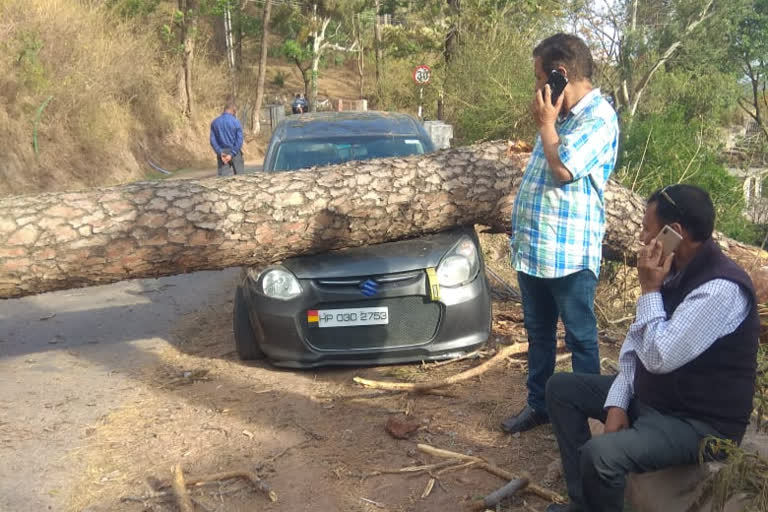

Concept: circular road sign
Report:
left=413, top=65, right=431, bottom=85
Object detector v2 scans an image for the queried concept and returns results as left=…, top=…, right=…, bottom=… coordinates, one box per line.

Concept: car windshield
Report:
left=272, top=136, right=427, bottom=171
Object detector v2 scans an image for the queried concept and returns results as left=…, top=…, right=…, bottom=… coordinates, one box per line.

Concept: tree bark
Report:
left=2, top=142, right=768, bottom=300
left=251, top=0, right=272, bottom=135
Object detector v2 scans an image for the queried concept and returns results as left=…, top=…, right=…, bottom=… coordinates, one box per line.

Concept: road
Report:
left=0, top=268, right=241, bottom=511
left=0, top=164, right=281, bottom=510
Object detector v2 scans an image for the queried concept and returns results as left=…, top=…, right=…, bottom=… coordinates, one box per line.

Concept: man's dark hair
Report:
left=648, top=184, right=715, bottom=242
left=533, top=33, right=594, bottom=81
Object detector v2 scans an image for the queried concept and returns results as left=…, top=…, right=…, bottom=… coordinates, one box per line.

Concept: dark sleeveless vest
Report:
left=633, top=238, right=759, bottom=443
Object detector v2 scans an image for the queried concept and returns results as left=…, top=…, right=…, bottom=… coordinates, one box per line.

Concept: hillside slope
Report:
left=0, top=1, right=362, bottom=197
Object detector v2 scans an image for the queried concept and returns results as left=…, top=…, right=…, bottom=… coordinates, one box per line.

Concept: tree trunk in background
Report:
left=355, top=14, right=364, bottom=99
left=309, top=17, right=331, bottom=113
left=2, top=142, right=768, bottom=300
left=303, top=72, right=311, bottom=101
left=373, top=0, right=383, bottom=94
left=223, top=2, right=237, bottom=101
left=444, top=0, right=460, bottom=64
left=178, top=0, right=197, bottom=119
left=251, top=0, right=272, bottom=135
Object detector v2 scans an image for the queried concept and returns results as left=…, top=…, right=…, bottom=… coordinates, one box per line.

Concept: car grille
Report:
left=303, top=296, right=441, bottom=351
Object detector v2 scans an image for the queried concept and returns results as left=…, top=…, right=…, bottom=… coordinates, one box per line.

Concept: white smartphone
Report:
left=657, top=225, right=682, bottom=258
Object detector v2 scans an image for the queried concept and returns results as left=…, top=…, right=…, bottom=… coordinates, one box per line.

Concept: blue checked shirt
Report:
left=605, top=279, right=750, bottom=411
left=510, top=89, right=619, bottom=278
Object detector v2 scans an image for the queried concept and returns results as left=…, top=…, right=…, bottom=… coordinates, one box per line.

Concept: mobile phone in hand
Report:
left=545, top=70, right=568, bottom=105
left=657, top=225, right=682, bottom=258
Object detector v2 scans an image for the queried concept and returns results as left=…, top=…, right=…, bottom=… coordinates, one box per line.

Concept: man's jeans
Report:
left=517, top=270, right=599, bottom=414
left=217, top=151, right=244, bottom=176
left=546, top=373, right=721, bottom=512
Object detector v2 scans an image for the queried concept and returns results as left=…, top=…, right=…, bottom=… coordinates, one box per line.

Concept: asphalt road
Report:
left=0, top=268, right=241, bottom=511
left=0, top=162, right=273, bottom=510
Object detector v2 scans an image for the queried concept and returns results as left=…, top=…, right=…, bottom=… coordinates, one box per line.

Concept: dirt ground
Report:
left=0, top=232, right=626, bottom=512
left=76, top=234, right=622, bottom=512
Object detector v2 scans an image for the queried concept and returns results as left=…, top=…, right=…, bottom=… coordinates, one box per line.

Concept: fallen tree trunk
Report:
left=1, top=141, right=767, bottom=299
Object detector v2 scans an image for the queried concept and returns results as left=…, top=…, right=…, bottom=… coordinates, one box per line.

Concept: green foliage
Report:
left=271, top=70, right=286, bottom=88
left=282, top=39, right=312, bottom=63
left=374, top=57, right=437, bottom=116
left=755, top=344, right=768, bottom=433
left=433, top=0, right=566, bottom=143
left=443, top=29, right=540, bottom=144
left=382, top=25, right=442, bottom=59
left=728, top=0, right=768, bottom=67
left=638, top=68, right=742, bottom=125
left=618, top=110, right=759, bottom=244
left=107, top=0, right=161, bottom=18
left=697, top=437, right=768, bottom=512
left=16, top=30, right=47, bottom=91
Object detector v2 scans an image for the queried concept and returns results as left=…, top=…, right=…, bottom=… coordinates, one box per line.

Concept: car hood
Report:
left=282, top=227, right=474, bottom=279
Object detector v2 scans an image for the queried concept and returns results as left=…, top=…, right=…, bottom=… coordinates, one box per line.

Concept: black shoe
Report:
left=500, top=405, right=549, bottom=434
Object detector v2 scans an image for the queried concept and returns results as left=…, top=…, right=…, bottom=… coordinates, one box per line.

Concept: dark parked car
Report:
left=233, top=111, right=492, bottom=367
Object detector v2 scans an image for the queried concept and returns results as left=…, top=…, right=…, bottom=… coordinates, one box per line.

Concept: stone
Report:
left=385, top=415, right=421, bottom=439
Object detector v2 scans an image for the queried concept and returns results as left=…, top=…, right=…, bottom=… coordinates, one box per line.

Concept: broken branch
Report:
left=421, top=477, right=436, bottom=498
left=436, top=460, right=479, bottom=476
left=425, top=350, right=485, bottom=369
left=185, top=470, right=278, bottom=502
left=172, top=464, right=194, bottom=512
left=353, top=343, right=533, bottom=391
left=417, top=443, right=484, bottom=463
left=416, top=443, right=566, bottom=504
left=367, top=460, right=459, bottom=477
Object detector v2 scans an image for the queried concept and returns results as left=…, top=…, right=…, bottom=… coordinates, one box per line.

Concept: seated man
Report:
left=545, top=184, right=759, bottom=512
left=291, top=93, right=306, bottom=114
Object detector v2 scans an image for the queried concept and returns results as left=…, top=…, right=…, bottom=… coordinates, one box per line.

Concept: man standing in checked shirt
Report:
left=501, top=33, right=619, bottom=435
left=543, top=185, right=759, bottom=512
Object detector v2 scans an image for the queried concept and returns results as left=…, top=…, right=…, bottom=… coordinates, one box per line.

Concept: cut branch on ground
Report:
left=416, top=443, right=566, bottom=504
left=353, top=342, right=536, bottom=391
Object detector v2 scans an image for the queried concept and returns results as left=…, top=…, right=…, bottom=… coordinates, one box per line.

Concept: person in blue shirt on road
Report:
left=210, top=101, right=244, bottom=176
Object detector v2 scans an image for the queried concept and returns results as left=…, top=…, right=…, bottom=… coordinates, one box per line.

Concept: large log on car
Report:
left=1, top=141, right=767, bottom=299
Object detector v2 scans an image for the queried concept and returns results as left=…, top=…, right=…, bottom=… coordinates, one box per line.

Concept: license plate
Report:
left=307, top=307, right=389, bottom=328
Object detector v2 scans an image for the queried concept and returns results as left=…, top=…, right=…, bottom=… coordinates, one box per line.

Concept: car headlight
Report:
left=436, top=236, right=480, bottom=287
left=253, top=267, right=302, bottom=300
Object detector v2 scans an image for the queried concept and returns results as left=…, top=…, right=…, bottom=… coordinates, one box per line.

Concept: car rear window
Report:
left=272, top=136, right=427, bottom=171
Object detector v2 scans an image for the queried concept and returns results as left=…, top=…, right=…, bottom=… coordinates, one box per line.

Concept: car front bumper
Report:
left=241, top=268, right=491, bottom=368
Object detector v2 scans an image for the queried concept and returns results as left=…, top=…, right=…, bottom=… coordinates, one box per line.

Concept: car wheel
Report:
left=233, top=286, right=265, bottom=360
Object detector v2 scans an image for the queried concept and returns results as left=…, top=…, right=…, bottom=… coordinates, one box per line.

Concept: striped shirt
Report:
left=510, top=89, right=619, bottom=278
left=605, top=279, right=750, bottom=411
